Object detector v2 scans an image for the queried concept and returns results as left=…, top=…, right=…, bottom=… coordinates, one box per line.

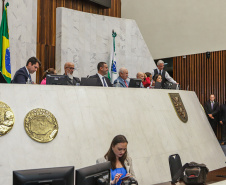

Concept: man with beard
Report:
left=64, top=62, right=80, bottom=85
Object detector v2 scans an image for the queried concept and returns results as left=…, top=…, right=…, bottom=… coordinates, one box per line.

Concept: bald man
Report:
left=136, top=72, right=144, bottom=88
left=64, top=62, right=80, bottom=85
left=113, top=67, right=129, bottom=87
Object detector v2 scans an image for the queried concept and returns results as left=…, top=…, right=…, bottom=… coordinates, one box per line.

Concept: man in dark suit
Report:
left=219, top=102, right=226, bottom=145
left=12, top=57, right=41, bottom=84
left=63, top=62, right=80, bottom=85
left=90, top=62, right=112, bottom=87
left=204, top=94, right=219, bottom=136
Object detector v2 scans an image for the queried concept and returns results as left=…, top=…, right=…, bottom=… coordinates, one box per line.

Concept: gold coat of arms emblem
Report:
left=24, top=108, right=58, bottom=143
left=169, top=93, right=188, bottom=123
left=0, top=101, right=15, bottom=136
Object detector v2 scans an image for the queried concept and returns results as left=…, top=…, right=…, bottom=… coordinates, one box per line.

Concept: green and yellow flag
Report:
left=0, top=2, right=11, bottom=83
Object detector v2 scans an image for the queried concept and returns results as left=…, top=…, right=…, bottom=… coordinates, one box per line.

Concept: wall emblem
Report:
left=0, top=101, right=15, bottom=136
left=169, top=93, right=188, bottom=123
left=24, top=108, right=58, bottom=143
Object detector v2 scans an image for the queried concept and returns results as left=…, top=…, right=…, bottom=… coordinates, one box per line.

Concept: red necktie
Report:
left=124, top=80, right=128, bottom=87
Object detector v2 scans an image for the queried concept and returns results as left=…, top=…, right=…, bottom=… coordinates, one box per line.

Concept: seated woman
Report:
left=144, top=72, right=155, bottom=88
left=40, top=68, right=56, bottom=85
left=142, top=73, right=150, bottom=88
left=154, top=74, right=162, bottom=88
left=96, top=135, right=136, bottom=185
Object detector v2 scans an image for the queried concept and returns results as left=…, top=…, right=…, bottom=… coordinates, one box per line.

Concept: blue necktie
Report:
left=28, top=74, right=32, bottom=81
left=102, top=77, right=107, bottom=87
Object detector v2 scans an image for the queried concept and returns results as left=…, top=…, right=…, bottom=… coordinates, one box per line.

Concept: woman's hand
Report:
left=112, top=173, right=122, bottom=184
left=126, top=173, right=131, bottom=176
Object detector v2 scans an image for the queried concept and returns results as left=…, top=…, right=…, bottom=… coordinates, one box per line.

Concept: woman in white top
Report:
left=96, top=135, right=136, bottom=185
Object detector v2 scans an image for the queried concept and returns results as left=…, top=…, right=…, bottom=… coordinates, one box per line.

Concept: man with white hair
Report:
left=64, top=62, right=80, bottom=85
left=113, top=67, right=129, bottom=87
left=151, top=60, right=178, bottom=86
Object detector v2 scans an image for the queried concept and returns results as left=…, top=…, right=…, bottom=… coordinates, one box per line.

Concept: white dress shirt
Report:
left=97, top=73, right=108, bottom=87
left=25, top=66, right=30, bottom=76
left=151, top=69, right=177, bottom=84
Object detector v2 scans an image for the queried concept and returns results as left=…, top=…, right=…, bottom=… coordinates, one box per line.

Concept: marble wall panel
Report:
left=0, top=0, right=37, bottom=82
left=0, top=85, right=225, bottom=184
left=56, top=8, right=156, bottom=79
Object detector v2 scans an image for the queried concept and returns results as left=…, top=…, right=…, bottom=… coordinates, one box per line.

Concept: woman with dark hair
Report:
left=142, top=72, right=151, bottom=88
left=97, top=135, right=136, bottom=185
left=153, top=74, right=162, bottom=88
left=40, top=68, right=56, bottom=85
left=154, top=74, right=162, bottom=83
left=143, top=72, right=155, bottom=88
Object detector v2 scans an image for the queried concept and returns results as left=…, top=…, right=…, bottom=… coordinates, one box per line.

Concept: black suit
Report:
left=220, top=104, right=226, bottom=141
left=89, top=74, right=112, bottom=87
left=64, top=74, right=80, bottom=85
left=204, top=100, right=219, bottom=136
left=12, top=66, right=29, bottom=84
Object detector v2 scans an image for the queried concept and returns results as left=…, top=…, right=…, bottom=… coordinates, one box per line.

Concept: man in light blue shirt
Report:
left=113, top=67, right=129, bottom=87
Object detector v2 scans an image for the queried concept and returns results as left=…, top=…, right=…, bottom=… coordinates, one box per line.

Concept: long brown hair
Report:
left=154, top=74, right=162, bottom=82
left=104, top=135, right=128, bottom=170
left=42, top=68, right=56, bottom=79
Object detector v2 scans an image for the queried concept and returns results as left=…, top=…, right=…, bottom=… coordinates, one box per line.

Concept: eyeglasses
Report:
left=66, top=67, right=75, bottom=71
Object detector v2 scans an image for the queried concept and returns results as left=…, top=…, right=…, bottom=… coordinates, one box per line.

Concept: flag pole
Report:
left=2, top=0, right=5, bottom=15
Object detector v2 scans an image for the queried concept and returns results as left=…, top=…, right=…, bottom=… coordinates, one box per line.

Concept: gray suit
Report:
left=96, top=156, right=136, bottom=179
left=113, top=76, right=129, bottom=87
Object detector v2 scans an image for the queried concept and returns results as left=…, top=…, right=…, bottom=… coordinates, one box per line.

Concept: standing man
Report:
left=219, top=102, right=226, bottom=145
left=151, top=60, right=178, bottom=87
left=64, top=62, right=80, bottom=85
left=204, top=94, right=219, bottom=136
left=113, top=67, right=129, bottom=87
left=90, top=62, right=112, bottom=87
left=12, top=57, right=41, bottom=84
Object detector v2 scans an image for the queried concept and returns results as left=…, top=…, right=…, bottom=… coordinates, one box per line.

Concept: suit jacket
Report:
left=113, top=76, right=129, bottom=87
left=220, top=104, right=226, bottom=123
left=12, top=66, right=29, bottom=84
left=64, top=74, right=80, bottom=86
left=89, top=74, right=112, bottom=87
left=204, top=100, right=219, bottom=123
left=96, top=156, right=136, bottom=179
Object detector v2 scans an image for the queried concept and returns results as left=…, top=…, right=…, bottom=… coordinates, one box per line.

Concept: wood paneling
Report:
left=173, top=51, right=226, bottom=139
left=206, top=167, right=226, bottom=183
left=36, top=0, right=121, bottom=83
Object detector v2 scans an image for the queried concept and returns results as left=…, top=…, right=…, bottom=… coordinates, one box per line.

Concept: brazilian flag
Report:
left=0, top=2, right=11, bottom=83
